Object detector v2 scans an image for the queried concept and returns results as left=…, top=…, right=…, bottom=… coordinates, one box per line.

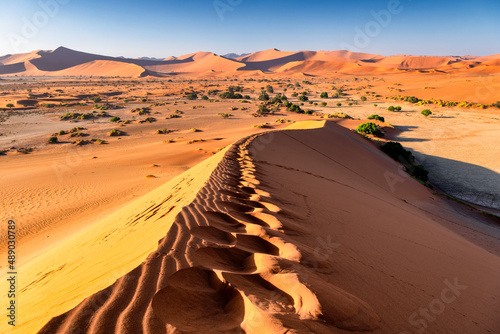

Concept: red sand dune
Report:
left=0, top=47, right=499, bottom=77
left=35, top=121, right=500, bottom=334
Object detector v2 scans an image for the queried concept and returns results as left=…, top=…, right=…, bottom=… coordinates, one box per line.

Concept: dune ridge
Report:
left=34, top=120, right=500, bottom=333
left=37, top=125, right=381, bottom=334
left=1, top=47, right=499, bottom=77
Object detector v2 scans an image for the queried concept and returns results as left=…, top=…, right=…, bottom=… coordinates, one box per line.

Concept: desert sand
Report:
left=2, top=120, right=499, bottom=333
left=1, top=47, right=500, bottom=333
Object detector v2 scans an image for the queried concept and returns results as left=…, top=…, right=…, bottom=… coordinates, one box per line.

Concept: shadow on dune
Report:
left=412, top=152, right=500, bottom=210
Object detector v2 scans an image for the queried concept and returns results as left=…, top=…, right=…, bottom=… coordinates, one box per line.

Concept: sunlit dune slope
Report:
left=25, top=120, right=500, bottom=334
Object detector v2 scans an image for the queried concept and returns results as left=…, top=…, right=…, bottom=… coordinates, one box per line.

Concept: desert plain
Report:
left=0, top=47, right=500, bottom=333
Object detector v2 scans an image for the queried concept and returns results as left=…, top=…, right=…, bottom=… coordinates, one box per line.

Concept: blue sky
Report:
left=0, top=0, right=498, bottom=58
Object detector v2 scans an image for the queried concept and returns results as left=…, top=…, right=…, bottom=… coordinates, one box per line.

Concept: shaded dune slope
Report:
left=38, top=121, right=500, bottom=333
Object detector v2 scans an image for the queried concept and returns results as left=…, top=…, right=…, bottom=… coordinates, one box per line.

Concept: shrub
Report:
left=218, top=113, right=232, bottom=118
left=186, top=93, right=197, bottom=100
left=421, top=109, right=432, bottom=117
left=336, top=102, right=342, bottom=107
left=58, top=130, right=67, bottom=136
left=407, top=164, right=429, bottom=183
left=156, top=129, right=170, bottom=134
left=321, top=102, right=327, bottom=107
left=256, top=105, right=270, bottom=115
left=367, top=114, right=385, bottom=122
left=109, top=129, right=123, bottom=136
left=387, top=106, right=395, bottom=111
left=320, top=92, right=328, bottom=98
left=395, top=106, right=402, bottom=111
left=356, top=122, right=381, bottom=136
left=219, top=91, right=243, bottom=99
left=298, top=95, right=308, bottom=102
left=266, top=85, right=274, bottom=93
left=6, top=103, right=14, bottom=108
left=93, top=97, right=102, bottom=103
left=110, top=116, right=121, bottom=122
left=139, top=117, right=156, bottom=123
left=201, top=95, right=209, bottom=100
left=381, top=142, right=415, bottom=165
left=48, top=136, right=58, bottom=144
left=291, top=92, right=298, bottom=97
left=258, top=92, right=270, bottom=101
left=491, top=101, right=500, bottom=108
left=360, top=96, right=367, bottom=101
left=305, top=110, right=313, bottom=115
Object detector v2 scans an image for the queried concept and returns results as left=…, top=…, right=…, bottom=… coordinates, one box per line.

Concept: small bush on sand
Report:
left=360, top=96, right=367, bottom=101
left=381, top=142, right=415, bottom=165
left=356, top=122, right=381, bottom=136
left=109, top=129, right=123, bottom=136
left=367, top=114, right=385, bottom=122
left=320, top=92, right=329, bottom=98
left=48, top=136, right=58, bottom=144
left=110, top=116, right=121, bottom=122
left=421, top=109, right=432, bottom=117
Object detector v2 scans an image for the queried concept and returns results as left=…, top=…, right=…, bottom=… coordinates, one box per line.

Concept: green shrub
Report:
left=421, top=109, right=432, bottom=117
left=258, top=92, right=270, bottom=101
left=320, top=92, right=328, bottom=98
left=356, top=122, right=381, bottom=136
left=266, top=85, right=274, bottom=93
left=6, top=103, right=14, bottom=108
left=305, top=110, right=313, bottom=115
left=201, top=95, right=209, bottom=100
left=93, top=97, right=102, bottom=103
left=367, top=114, right=385, bottom=122
left=407, top=165, right=429, bottom=183
left=395, top=106, right=402, bottom=111
left=360, top=96, right=367, bottom=101
left=381, top=142, right=415, bottom=165
left=336, top=102, right=342, bottom=107
left=186, top=93, right=197, bottom=100
left=321, top=102, right=327, bottom=107
left=388, top=106, right=395, bottom=111
left=109, top=129, right=123, bottom=136
left=48, top=136, right=58, bottom=144
left=298, top=94, right=308, bottom=102
left=218, top=113, right=232, bottom=118
left=110, top=116, right=121, bottom=122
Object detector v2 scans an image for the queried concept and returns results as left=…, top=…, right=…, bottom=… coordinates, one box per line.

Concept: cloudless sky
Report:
left=0, top=0, right=498, bottom=58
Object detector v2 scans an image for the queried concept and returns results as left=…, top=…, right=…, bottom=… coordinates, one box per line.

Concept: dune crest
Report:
left=1, top=47, right=499, bottom=77
left=33, top=120, right=500, bottom=333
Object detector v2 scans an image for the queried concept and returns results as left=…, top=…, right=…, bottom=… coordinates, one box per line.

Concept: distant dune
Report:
left=1, top=47, right=499, bottom=77
left=10, top=121, right=498, bottom=334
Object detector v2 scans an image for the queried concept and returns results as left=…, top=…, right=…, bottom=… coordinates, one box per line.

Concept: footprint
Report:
left=152, top=267, right=244, bottom=332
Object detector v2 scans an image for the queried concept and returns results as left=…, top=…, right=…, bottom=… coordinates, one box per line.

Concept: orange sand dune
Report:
left=372, top=55, right=458, bottom=69
left=56, top=60, right=147, bottom=77
left=10, top=120, right=498, bottom=334
left=0, top=50, right=42, bottom=66
left=145, top=53, right=245, bottom=74
left=1, top=47, right=500, bottom=77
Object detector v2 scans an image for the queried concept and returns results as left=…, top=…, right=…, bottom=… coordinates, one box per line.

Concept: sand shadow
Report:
left=412, top=152, right=500, bottom=210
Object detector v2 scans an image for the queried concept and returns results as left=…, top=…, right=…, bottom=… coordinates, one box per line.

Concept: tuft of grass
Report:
left=109, top=129, right=123, bottom=136
left=217, top=113, right=232, bottom=119
left=156, top=128, right=171, bottom=134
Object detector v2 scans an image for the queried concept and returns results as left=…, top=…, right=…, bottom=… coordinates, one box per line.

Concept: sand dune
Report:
left=56, top=60, right=147, bottom=77
left=10, top=120, right=496, bottom=334
left=0, top=47, right=499, bottom=77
